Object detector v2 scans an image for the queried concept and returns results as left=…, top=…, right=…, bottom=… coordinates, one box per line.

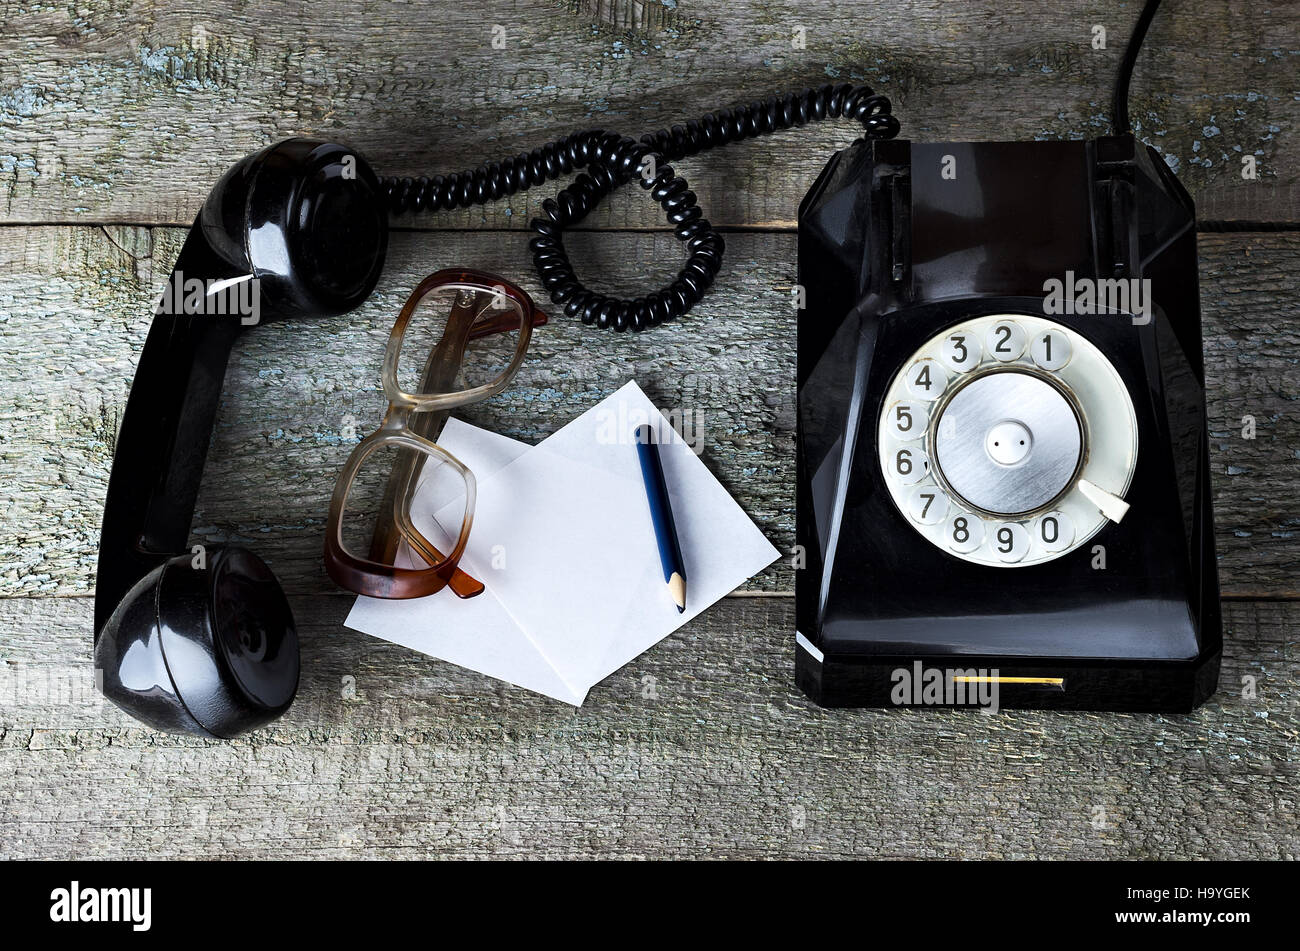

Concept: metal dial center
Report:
left=933, top=371, right=1082, bottom=516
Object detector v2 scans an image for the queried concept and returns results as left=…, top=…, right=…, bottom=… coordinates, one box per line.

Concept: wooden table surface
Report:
left=1, top=0, right=1297, bottom=859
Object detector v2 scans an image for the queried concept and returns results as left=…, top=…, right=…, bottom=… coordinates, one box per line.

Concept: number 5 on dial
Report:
left=888, top=401, right=928, bottom=439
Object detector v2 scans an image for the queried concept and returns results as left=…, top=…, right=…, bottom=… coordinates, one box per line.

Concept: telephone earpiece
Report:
left=197, top=138, right=388, bottom=318
left=95, top=138, right=386, bottom=737
left=95, top=548, right=298, bottom=738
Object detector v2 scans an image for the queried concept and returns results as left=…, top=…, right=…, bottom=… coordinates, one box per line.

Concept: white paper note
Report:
left=345, top=382, right=780, bottom=704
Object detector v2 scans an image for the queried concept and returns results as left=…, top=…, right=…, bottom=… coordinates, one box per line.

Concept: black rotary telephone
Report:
left=96, top=1, right=1204, bottom=734
left=795, top=0, right=1220, bottom=711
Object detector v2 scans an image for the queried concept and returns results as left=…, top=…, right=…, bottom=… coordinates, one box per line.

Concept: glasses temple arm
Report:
left=466, top=305, right=549, bottom=340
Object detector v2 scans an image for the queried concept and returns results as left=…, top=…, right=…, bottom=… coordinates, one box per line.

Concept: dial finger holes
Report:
left=1035, top=510, right=1074, bottom=552
left=891, top=446, right=929, bottom=485
left=985, top=320, right=1026, bottom=362
left=888, top=401, right=928, bottom=440
left=946, top=513, right=984, bottom=554
left=906, top=358, right=947, bottom=400
left=991, top=522, right=1031, bottom=563
left=1031, top=329, right=1072, bottom=371
left=907, top=485, right=948, bottom=525
left=877, top=314, right=1135, bottom=568
left=940, top=331, right=981, bottom=372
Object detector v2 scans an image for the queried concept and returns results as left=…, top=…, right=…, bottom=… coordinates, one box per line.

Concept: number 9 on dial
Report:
left=992, top=522, right=1031, bottom=563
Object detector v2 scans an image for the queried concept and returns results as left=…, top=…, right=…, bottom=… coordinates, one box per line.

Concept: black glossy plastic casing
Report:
left=795, top=136, right=1221, bottom=711
left=92, top=139, right=387, bottom=736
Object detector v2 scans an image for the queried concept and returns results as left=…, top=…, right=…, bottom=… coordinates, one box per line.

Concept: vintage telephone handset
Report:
left=95, top=0, right=1192, bottom=734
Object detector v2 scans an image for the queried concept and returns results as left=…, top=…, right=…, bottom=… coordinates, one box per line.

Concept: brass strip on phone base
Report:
left=952, top=675, right=1065, bottom=689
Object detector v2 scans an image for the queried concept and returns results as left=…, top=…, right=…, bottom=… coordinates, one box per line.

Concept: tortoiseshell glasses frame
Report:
left=324, top=268, right=547, bottom=599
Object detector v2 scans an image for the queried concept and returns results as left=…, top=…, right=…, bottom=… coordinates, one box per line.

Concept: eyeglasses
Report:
left=324, top=268, right=547, bottom=599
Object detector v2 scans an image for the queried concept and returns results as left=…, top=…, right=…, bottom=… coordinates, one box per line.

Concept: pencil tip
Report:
left=668, top=572, right=686, bottom=611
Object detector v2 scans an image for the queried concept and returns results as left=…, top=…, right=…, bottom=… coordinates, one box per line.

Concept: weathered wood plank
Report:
left=1, top=0, right=1295, bottom=868
left=0, top=224, right=798, bottom=593
left=0, top=1, right=1295, bottom=227
left=2, top=226, right=1297, bottom=597
left=0, top=595, right=1294, bottom=859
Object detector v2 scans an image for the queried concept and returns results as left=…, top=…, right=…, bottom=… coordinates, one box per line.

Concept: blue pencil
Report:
left=635, top=424, right=687, bottom=613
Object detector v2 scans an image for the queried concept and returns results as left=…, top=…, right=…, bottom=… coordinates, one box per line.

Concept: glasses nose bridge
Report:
left=380, top=400, right=416, bottom=431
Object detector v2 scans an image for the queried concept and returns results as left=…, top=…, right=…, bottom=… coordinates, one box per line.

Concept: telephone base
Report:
left=795, top=135, right=1222, bottom=715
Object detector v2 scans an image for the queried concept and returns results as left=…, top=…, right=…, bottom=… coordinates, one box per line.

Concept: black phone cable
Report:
left=381, top=84, right=899, bottom=332
left=1113, top=0, right=1163, bottom=135
left=384, top=0, right=1172, bottom=332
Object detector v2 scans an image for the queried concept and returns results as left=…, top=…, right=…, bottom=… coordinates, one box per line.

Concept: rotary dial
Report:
left=877, top=315, right=1138, bottom=567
